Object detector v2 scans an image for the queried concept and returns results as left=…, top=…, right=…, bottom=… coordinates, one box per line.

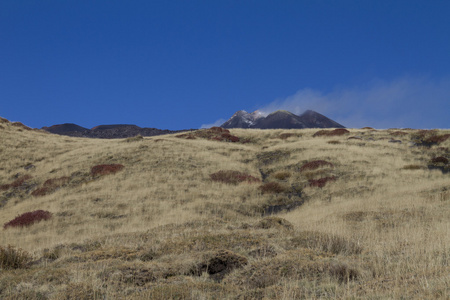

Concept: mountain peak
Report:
left=221, top=109, right=344, bottom=129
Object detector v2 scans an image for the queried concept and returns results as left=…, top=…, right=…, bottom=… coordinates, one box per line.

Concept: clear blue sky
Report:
left=1, top=1, right=449, bottom=129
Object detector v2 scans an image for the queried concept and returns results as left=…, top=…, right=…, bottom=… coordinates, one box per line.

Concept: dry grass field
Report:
left=0, top=117, right=449, bottom=299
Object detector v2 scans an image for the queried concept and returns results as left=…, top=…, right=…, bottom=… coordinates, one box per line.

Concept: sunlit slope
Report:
left=0, top=117, right=449, bottom=299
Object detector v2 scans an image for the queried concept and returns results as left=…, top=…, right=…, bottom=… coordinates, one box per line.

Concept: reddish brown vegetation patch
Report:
left=176, top=127, right=242, bottom=143
left=0, top=175, right=32, bottom=191
left=313, top=128, right=350, bottom=137
left=259, top=182, right=287, bottom=194
left=31, top=176, right=70, bottom=197
left=424, top=134, right=450, bottom=145
left=91, top=164, right=124, bottom=177
left=390, top=131, right=408, bottom=136
left=4, top=210, right=52, bottom=229
left=309, top=176, right=336, bottom=188
left=210, top=170, right=260, bottom=185
left=431, top=156, right=449, bottom=164
left=299, top=160, right=334, bottom=172
left=361, top=127, right=374, bottom=130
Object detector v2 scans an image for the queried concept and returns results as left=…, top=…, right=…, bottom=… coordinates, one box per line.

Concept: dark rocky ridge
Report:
left=221, top=109, right=345, bottom=129
left=42, top=123, right=191, bottom=139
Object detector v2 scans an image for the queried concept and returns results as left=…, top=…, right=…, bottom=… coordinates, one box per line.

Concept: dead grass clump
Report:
left=361, top=127, right=374, bottom=129
left=0, top=175, right=33, bottom=191
left=299, top=160, right=334, bottom=172
left=402, top=164, right=424, bottom=170
left=31, top=176, right=70, bottom=197
left=254, top=217, right=294, bottom=231
left=290, top=231, right=363, bottom=255
left=327, top=140, right=341, bottom=145
left=4, top=210, right=52, bottom=229
left=259, top=182, right=287, bottom=194
left=431, top=156, right=449, bottom=164
left=308, top=176, right=336, bottom=188
left=313, top=128, right=350, bottom=137
left=272, top=171, right=291, bottom=180
left=0, top=245, right=32, bottom=269
left=91, top=164, right=124, bottom=177
left=210, top=170, right=260, bottom=185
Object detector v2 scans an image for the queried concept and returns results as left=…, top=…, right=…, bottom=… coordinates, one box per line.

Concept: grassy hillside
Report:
left=0, top=117, right=449, bottom=299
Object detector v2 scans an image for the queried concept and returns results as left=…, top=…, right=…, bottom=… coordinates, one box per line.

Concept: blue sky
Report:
left=1, top=1, right=449, bottom=130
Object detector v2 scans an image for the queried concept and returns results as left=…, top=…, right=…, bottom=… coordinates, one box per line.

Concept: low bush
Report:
left=0, top=245, right=32, bottom=269
left=299, top=160, right=334, bottom=172
left=272, top=171, right=291, bottom=180
left=327, top=140, right=341, bottom=144
left=423, top=134, right=450, bottom=146
left=431, top=156, right=449, bottom=164
left=309, top=176, right=336, bottom=188
left=259, top=182, right=287, bottom=194
left=32, top=176, right=70, bottom=197
left=390, top=131, right=408, bottom=136
left=313, top=128, right=350, bottom=137
left=91, top=164, right=124, bottom=177
left=278, top=133, right=301, bottom=139
left=210, top=170, right=260, bottom=185
left=402, top=164, right=424, bottom=170
left=0, top=175, right=32, bottom=191
left=177, top=127, right=242, bottom=143
left=4, top=210, right=52, bottom=229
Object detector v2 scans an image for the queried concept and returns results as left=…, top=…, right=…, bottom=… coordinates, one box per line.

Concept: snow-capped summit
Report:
left=221, top=110, right=265, bottom=128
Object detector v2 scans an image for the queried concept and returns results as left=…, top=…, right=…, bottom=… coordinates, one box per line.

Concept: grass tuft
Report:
left=0, top=245, right=32, bottom=269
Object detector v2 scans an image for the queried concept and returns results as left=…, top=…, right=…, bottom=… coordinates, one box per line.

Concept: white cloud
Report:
left=259, top=75, right=450, bottom=129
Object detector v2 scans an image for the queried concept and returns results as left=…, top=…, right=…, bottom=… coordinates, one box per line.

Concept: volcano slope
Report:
left=0, top=119, right=449, bottom=299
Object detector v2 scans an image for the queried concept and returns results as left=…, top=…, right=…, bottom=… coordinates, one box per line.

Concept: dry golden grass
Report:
left=0, top=118, right=449, bottom=299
